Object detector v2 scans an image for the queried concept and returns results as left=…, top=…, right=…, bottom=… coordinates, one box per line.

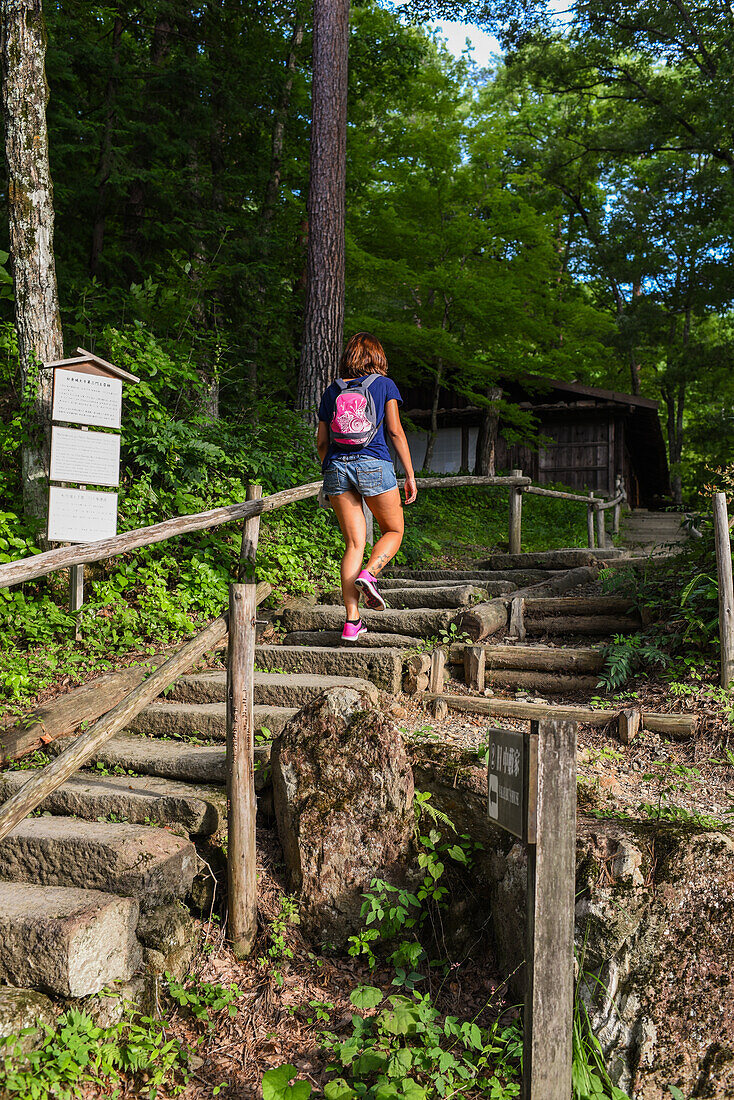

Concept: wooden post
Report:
left=618, top=708, right=641, bottom=745
left=238, top=483, right=263, bottom=580
left=464, top=645, right=485, bottom=691
left=226, top=583, right=258, bottom=956
left=594, top=503, right=606, bottom=549
left=509, top=468, right=523, bottom=555
left=612, top=475, right=623, bottom=537
left=586, top=495, right=595, bottom=550
left=228, top=480, right=262, bottom=956
left=363, top=499, right=374, bottom=547
left=714, top=493, right=734, bottom=689
left=523, top=718, right=577, bottom=1100
left=509, top=596, right=526, bottom=640
left=69, top=564, right=84, bottom=640
left=428, top=648, right=446, bottom=694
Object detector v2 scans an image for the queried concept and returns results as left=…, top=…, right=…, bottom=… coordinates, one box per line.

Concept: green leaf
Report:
left=262, top=1065, right=312, bottom=1100
left=350, top=986, right=383, bottom=1011
left=668, top=1088, right=687, bottom=1100
left=324, top=1079, right=357, bottom=1100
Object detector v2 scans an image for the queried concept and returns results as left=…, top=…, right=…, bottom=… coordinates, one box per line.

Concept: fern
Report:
left=598, top=633, right=670, bottom=692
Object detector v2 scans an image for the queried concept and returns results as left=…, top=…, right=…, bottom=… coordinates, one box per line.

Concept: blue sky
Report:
left=432, top=19, right=500, bottom=66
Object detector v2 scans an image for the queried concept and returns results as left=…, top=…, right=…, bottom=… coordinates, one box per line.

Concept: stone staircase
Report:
left=0, top=547, right=638, bottom=1016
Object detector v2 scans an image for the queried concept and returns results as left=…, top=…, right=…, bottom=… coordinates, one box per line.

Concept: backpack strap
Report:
left=336, top=374, right=381, bottom=390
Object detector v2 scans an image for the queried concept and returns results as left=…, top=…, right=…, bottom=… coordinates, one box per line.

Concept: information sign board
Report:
left=48, top=486, right=118, bottom=543
left=52, top=370, right=122, bottom=428
left=50, top=426, right=120, bottom=487
left=487, top=726, right=526, bottom=839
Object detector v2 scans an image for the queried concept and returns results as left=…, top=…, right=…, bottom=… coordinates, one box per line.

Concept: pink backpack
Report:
left=329, top=375, right=382, bottom=449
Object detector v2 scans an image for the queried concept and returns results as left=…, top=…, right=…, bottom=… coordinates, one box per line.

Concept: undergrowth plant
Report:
left=0, top=1004, right=191, bottom=1099
left=263, top=793, right=631, bottom=1100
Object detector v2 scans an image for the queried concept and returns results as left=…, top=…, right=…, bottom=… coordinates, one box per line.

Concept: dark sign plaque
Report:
left=487, top=726, right=526, bottom=839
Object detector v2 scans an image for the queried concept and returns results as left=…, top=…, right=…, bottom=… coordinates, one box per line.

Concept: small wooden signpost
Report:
left=487, top=718, right=577, bottom=1100
left=44, top=348, right=139, bottom=634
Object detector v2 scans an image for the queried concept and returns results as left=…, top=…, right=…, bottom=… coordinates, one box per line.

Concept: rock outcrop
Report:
left=408, top=737, right=734, bottom=1099
left=271, top=687, right=414, bottom=948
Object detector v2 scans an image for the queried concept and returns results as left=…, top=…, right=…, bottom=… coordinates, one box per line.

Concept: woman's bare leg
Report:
left=364, top=487, right=404, bottom=576
left=329, top=489, right=367, bottom=620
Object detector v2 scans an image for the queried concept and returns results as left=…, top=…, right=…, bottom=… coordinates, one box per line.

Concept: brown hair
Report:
left=338, top=332, right=388, bottom=379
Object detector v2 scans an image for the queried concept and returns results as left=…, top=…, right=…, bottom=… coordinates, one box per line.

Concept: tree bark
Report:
left=0, top=0, right=64, bottom=527
left=474, top=384, right=502, bottom=475
left=422, top=360, right=443, bottom=471
left=297, top=0, right=349, bottom=421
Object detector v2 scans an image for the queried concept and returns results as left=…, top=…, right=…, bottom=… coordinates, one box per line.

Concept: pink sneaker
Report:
left=355, top=569, right=387, bottom=610
left=341, top=619, right=367, bottom=642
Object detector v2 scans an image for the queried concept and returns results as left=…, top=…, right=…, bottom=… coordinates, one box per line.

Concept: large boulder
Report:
left=271, top=687, right=415, bottom=948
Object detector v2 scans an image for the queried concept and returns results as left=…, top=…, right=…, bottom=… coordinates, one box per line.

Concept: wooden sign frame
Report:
left=487, top=718, right=577, bottom=1100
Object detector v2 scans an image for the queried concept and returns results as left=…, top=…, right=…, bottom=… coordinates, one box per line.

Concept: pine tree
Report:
left=0, top=0, right=64, bottom=526
left=298, top=0, right=350, bottom=420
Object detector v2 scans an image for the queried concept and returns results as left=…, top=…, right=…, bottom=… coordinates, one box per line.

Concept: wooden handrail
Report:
left=0, top=480, right=323, bottom=589
left=0, top=474, right=529, bottom=590
left=0, top=471, right=622, bottom=591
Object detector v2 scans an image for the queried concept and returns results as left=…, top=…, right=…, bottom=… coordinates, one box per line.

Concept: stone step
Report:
left=283, top=631, right=421, bottom=649
left=378, top=577, right=516, bottom=594
left=477, top=549, right=622, bottom=570
left=255, top=645, right=403, bottom=693
left=0, top=769, right=226, bottom=837
left=281, top=604, right=454, bottom=637
left=0, top=817, right=196, bottom=910
left=128, top=702, right=296, bottom=740
left=324, top=584, right=497, bottom=609
left=0, top=882, right=141, bottom=998
left=386, top=569, right=553, bottom=584
left=85, top=734, right=268, bottom=788
left=0, top=985, right=56, bottom=1041
left=167, top=671, right=378, bottom=708
left=49, top=733, right=272, bottom=790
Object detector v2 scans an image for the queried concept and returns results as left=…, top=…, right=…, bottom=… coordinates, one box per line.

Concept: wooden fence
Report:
left=0, top=469, right=626, bottom=954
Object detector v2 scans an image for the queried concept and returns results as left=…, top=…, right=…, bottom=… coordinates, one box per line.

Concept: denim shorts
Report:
left=323, top=455, right=398, bottom=498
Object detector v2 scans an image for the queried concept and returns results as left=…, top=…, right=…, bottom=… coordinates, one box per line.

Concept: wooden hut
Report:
left=396, top=375, right=670, bottom=507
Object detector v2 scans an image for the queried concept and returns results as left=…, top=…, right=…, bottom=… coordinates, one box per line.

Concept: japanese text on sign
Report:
left=487, top=727, right=526, bottom=840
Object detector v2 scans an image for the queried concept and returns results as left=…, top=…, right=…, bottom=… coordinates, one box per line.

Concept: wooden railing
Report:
left=0, top=470, right=625, bottom=591
left=0, top=468, right=626, bottom=953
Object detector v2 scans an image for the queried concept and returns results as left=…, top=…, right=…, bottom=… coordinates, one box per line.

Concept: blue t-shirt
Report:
left=318, top=375, right=403, bottom=472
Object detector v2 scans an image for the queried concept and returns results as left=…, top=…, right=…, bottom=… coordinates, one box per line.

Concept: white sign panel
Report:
left=52, top=370, right=122, bottom=428
left=48, top=487, right=118, bottom=543
left=50, top=427, right=120, bottom=487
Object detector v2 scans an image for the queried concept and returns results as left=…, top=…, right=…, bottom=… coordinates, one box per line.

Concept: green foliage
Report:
left=319, top=986, right=522, bottom=1100
left=0, top=1004, right=190, bottom=1099
left=572, top=991, right=630, bottom=1100
left=166, top=973, right=240, bottom=1028
left=597, top=633, right=670, bottom=692
left=258, top=895, right=301, bottom=986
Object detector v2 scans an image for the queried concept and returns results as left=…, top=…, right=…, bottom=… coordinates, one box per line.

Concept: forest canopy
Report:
left=1, top=0, right=732, bottom=513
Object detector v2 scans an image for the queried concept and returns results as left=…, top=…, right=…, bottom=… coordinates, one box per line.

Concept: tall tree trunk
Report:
left=297, top=0, right=349, bottom=421
left=663, top=383, right=685, bottom=506
left=422, top=361, right=443, bottom=471
left=1, top=0, right=64, bottom=526
left=474, top=385, right=502, bottom=476
left=89, top=14, right=123, bottom=278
